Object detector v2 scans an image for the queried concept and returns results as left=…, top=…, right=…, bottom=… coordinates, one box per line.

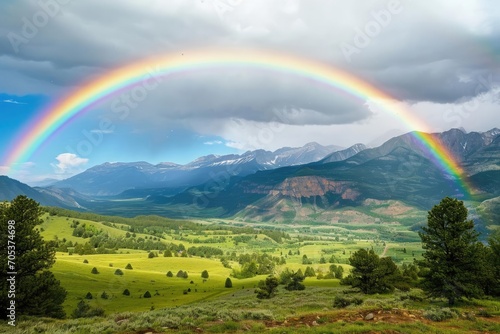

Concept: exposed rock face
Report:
left=242, top=176, right=360, bottom=200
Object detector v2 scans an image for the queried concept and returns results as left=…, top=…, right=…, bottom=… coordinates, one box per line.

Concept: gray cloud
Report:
left=0, top=0, right=498, bottom=127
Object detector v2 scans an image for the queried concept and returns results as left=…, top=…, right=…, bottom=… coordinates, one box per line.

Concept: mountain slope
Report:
left=166, top=146, right=465, bottom=217
left=0, top=176, right=84, bottom=208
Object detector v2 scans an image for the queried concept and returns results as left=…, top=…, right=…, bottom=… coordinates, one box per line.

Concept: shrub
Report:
left=85, top=292, right=92, bottom=299
left=148, top=251, right=155, bottom=259
left=143, top=291, right=152, bottom=298
left=100, top=291, right=109, bottom=299
left=125, top=263, right=133, bottom=270
left=225, top=277, right=233, bottom=288
left=333, top=295, right=364, bottom=308
left=122, top=289, right=130, bottom=296
left=166, top=271, right=173, bottom=277
left=83, top=259, right=89, bottom=264
left=423, top=308, right=459, bottom=322
left=114, top=269, right=124, bottom=275
left=477, top=309, right=493, bottom=318
left=91, top=267, right=99, bottom=274
left=71, top=300, right=105, bottom=318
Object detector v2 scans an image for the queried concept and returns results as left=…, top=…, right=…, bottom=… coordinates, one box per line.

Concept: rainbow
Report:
left=3, top=48, right=471, bottom=195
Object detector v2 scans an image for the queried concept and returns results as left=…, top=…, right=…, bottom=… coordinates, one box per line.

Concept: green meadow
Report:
left=38, top=210, right=426, bottom=316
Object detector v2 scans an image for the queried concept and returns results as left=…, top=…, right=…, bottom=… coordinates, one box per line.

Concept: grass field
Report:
left=5, top=285, right=500, bottom=334
left=37, top=211, right=428, bottom=316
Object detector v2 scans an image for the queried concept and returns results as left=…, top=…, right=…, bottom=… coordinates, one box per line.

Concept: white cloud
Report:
left=90, top=129, right=114, bottom=134
left=2, top=99, right=26, bottom=104
left=203, top=140, right=223, bottom=145
left=51, top=153, right=89, bottom=174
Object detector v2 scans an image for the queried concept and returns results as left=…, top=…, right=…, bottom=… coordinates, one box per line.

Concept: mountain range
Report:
left=51, top=142, right=345, bottom=196
left=1, top=128, right=499, bottom=225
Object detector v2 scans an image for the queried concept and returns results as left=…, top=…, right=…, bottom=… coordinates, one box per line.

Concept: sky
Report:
left=0, top=0, right=499, bottom=184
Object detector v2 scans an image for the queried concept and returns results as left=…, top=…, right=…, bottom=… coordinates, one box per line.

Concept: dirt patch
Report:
left=264, top=308, right=425, bottom=329
left=372, top=201, right=413, bottom=216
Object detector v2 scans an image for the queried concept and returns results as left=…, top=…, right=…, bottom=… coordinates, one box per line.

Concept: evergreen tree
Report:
left=164, top=249, right=173, bottom=257
left=304, top=266, right=316, bottom=277
left=85, top=292, right=93, bottom=299
left=91, top=267, right=99, bottom=274
left=341, top=249, right=402, bottom=294
left=122, top=289, right=130, bottom=296
left=114, top=269, right=124, bottom=275
left=166, top=271, right=173, bottom=277
left=418, top=197, right=483, bottom=305
left=125, top=263, right=133, bottom=270
left=285, top=272, right=306, bottom=291
left=0, top=196, right=67, bottom=319
left=224, top=277, right=233, bottom=288
left=201, top=270, right=209, bottom=279
left=485, top=230, right=500, bottom=296
left=256, top=276, right=279, bottom=299
left=143, top=291, right=151, bottom=298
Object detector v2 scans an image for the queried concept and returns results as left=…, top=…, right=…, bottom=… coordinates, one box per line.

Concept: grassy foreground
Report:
left=3, top=286, right=500, bottom=333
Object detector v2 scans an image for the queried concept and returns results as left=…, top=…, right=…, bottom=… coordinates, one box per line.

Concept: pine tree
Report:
left=225, top=277, right=233, bottom=288
left=418, top=197, right=483, bottom=305
left=201, top=270, right=209, bottom=279
left=0, top=196, right=67, bottom=319
left=256, top=276, right=279, bottom=299
left=341, top=249, right=402, bottom=294
left=285, top=272, right=305, bottom=291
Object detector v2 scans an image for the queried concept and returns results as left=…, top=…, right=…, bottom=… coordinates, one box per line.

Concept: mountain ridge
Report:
left=52, top=142, right=346, bottom=196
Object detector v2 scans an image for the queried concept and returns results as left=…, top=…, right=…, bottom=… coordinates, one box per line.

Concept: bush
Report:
left=122, top=289, right=130, bottom=296
left=477, top=309, right=493, bottom=318
left=125, top=263, right=133, bottom=270
left=83, top=259, right=89, bottom=264
left=333, top=295, right=363, bottom=308
left=166, top=271, right=173, bottom=277
left=148, top=251, right=155, bottom=258
left=71, top=300, right=105, bottom=318
left=225, top=277, right=233, bottom=288
left=423, top=308, right=459, bottom=322
left=85, top=292, right=92, bottom=299
left=91, top=267, right=99, bottom=274
left=176, top=270, right=188, bottom=278
left=100, top=291, right=109, bottom=299
left=144, top=291, right=152, bottom=298
left=114, top=269, right=124, bottom=275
